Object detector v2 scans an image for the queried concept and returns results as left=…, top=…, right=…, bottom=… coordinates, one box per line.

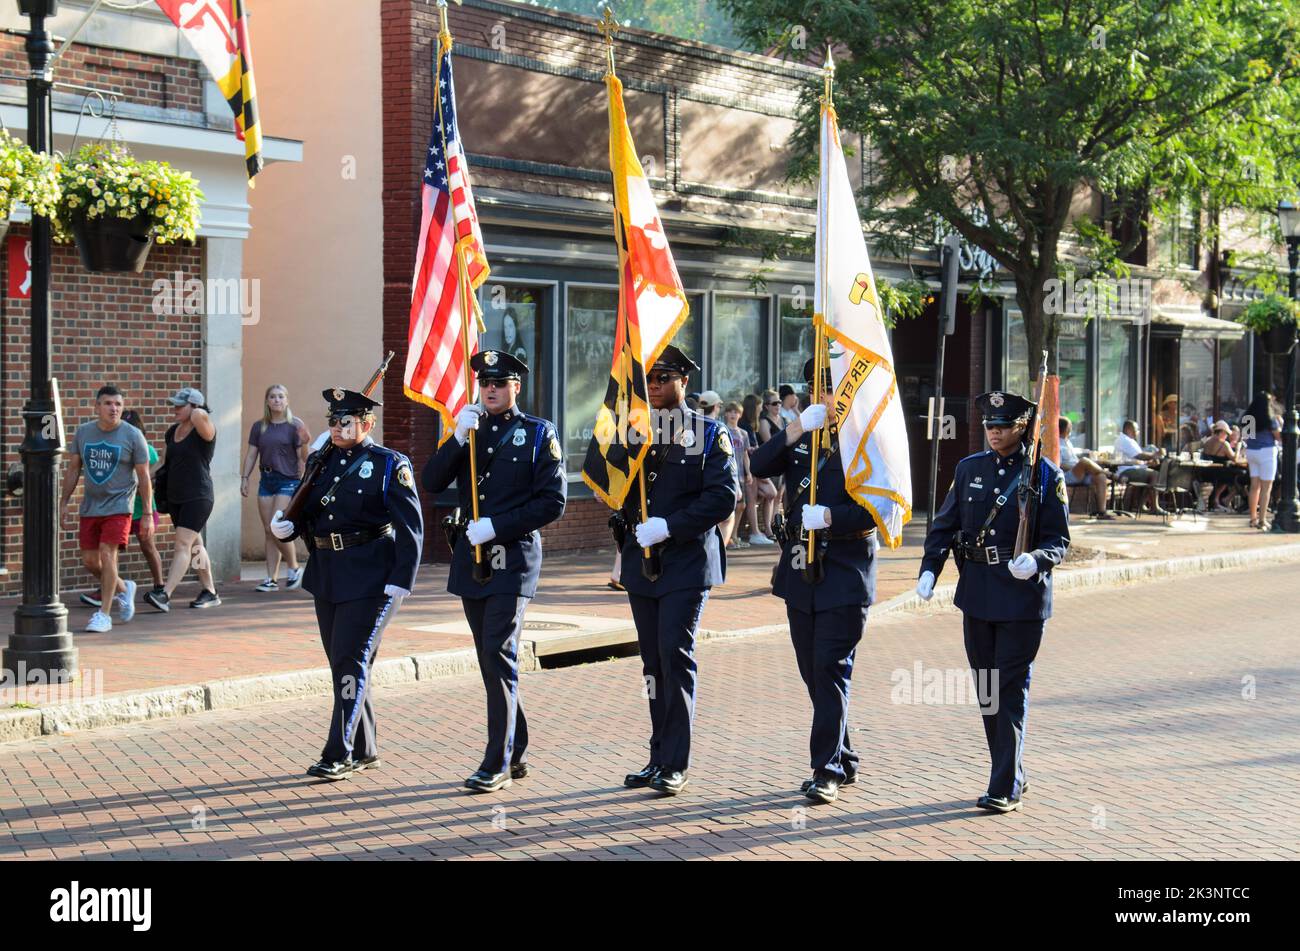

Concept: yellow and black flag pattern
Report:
left=157, top=0, right=264, bottom=182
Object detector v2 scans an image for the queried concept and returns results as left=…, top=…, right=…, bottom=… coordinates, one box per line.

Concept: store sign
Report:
left=933, top=208, right=998, bottom=279
left=8, top=234, right=32, bottom=299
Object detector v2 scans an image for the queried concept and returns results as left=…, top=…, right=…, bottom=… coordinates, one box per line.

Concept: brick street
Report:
left=0, top=563, right=1296, bottom=861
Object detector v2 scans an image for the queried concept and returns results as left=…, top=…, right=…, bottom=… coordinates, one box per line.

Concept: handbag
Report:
left=152, top=461, right=170, bottom=515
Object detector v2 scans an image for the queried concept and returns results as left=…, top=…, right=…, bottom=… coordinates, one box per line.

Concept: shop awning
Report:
left=1152, top=306, right=1246, bottom=339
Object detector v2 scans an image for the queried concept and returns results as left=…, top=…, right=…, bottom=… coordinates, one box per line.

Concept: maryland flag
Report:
left=156, top=0, right=263, bottom=181
left=581, top=74, right=689, bottom=507
left=816, top=102, right=912, bottom=546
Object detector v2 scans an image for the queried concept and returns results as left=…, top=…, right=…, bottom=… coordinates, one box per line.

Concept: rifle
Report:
left=282, top=351, right=395, bottom=524
left=1013, top=349, right=1050, bottom=559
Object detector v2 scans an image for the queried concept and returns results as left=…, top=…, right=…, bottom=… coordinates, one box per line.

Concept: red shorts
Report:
left=79, top=514, right=132, bottom=550
left=130, top=511, right=160, bottom=536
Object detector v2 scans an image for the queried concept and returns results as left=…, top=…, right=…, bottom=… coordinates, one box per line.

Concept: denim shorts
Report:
left=259, top=470, right=302, bottom=498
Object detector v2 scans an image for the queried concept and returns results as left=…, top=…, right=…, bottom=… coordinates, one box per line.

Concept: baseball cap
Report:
left=1212, top=420, right=1230, bottom=433
left=698, top=390, right=721, bottom=408
left=166, top=387, right=205, bottom=407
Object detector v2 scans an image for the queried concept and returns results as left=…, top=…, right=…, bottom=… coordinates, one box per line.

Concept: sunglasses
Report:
left=983, top=422, right=1013, bottom=431
left=327, top=414, right=360, bottom=427
left=765, top=400, right=780, bottom=406
left=478, top=379, right=514, bottom=390
left=647, top=372, right=681, bottom=385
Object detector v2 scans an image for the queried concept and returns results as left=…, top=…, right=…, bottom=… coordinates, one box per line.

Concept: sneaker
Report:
left=145, top=588, right=171, bottom=613
left=79, top=593, right=102, bottom=609
left=748, top=533, right=775, bottom=546
left=285, top=567, right=304, bottom=590
left=190, top=589, right=222, bottom=609
left=84, top=611, right=112, bottom=633
left=113, top=579, right=137, bottom=623
left=254, top=578, right=279, bottom=592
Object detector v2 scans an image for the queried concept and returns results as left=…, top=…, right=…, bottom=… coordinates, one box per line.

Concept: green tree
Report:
left=718, top=0, right=1300, bottom=380
left=514, top=0, right=744, bottom=48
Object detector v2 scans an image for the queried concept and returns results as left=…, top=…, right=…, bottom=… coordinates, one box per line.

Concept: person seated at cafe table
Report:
left=1058, top=417, right=1115, bottom=519
left=1199, top=420, right=1245, bottom=512
left=1114, top=419, right=1166, bottom=515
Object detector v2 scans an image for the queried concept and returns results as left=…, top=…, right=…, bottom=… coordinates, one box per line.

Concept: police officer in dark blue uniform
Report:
left=616, top=346, right=736, bottom=797
left=270, top=388, right=423, bottom=782
left=423, top=350, right=566, bottom=793
left=750, top=358, right=877, bottom=805
left=915, top=390, right=1070, bottom=813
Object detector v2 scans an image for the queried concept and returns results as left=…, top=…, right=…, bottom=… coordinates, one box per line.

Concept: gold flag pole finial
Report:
left=598, top=8, right=620, bottom=77
left=436, top=0, right=461, bottom=47
left=822, top=47, right=835, bottom=106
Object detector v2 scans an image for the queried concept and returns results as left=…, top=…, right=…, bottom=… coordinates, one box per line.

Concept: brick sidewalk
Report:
left=0, top=511, right=1292, bottom=707
left=0, top=563, right=1295, bottom=860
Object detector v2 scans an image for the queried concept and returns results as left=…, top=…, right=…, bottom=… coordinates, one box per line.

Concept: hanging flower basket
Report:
left=52, top=143, right=203, bottom=273
left=1263, top=322, right=1298, bottom=355
left=0, top=128, right=61, bottom=226
left=69, top=211, right=154, bottom=273
left=1237, top=294, right=1300, bottom=354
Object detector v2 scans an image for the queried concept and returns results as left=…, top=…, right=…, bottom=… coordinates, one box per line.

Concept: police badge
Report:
left=484, top=351, right=499, bottom=366
left=359, top=460, right=374, bottom=479
left=990, top=392, right=1005, bottom=408
left=512, top=428, right=527, bottom=447
left=332, top=388, right=345, bottom=402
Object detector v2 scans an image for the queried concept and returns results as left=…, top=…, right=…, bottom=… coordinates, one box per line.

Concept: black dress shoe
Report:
left=649, top=769, right=688, bottom=796
left=306, top=759, right=355, bottom=781
left=624, top=763, right=661, bottom=788
left=802, top=771, right=856, bottom=793
left=464, top=769, right=512, bottom=793
left=510, top=762, right=530, bottom=780
left=805, top=775, right=841, bottom=804
left=353, top=755, right=382, bottom=772
left=976, top=795, right=1022, bottom=813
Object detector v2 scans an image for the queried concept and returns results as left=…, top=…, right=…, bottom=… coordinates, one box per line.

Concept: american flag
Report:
left=404, top=32, right=490, bottom=440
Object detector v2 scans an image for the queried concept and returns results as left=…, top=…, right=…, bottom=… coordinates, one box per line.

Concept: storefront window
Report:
left=1218, top=336, right=1250, bottom=423
left=669, top=293, right=705, bottom=366
left=480, top=282, right=547, bottom=415
left=712, top=294, right=766, bottom=405
left=778, top=295, right=814, bottom=392
left=1006, top=313, right=1087, bottom=436
left=1097, top=320, right=1134, bottom=449
left=564, top=286, right=618, bottom=475
left=1179, top=336, right=1217, bottom=446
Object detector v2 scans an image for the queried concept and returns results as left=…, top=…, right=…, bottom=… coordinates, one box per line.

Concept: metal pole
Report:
left=926, top=311, right=948, bottom=532
left=5, top=3, right=77, bottom=685
left=1272, top=242, right=1300, bottom=533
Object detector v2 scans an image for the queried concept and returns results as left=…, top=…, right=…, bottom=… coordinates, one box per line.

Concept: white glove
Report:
left=799, top=403, right=828, bottom=431
left=454, top=405, right=485, bottom=445
left=1009, top=553, right=1039, bottom=580
left=634, top=517, right=670, bottom=547
left=915, top=570, right=935, bottom=601
left=269, top=510, right=294, bottom=540
left=465, top=517, right=496, bottom=546
left=383, top=584, right=410, bottom=600
left=801, top=503, right=830, bottom=531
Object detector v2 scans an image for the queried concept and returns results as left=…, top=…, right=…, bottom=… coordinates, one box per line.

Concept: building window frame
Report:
left=476, top=276, right=560, bottom=423
left=561, top=280, right=620, bottom=486
left=708, top=289, right=770, bottom=402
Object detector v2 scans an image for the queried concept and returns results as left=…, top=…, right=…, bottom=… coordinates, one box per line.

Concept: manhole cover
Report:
left=523, top=620, right=581, bottom=631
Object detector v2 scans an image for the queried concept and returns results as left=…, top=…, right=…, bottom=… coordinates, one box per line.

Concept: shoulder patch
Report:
left=548, top=432, right=562, bottom=461
left=397, top=463, right=415, bottom=489
left=717, top=429, right=733, bottom=455
left=1055, top=475, right=1068, bottom=505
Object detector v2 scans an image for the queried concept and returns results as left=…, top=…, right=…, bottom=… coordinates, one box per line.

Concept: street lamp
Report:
left=1273, top=200, right=1300, bottom=534
left=2, top=0, right=77, bottom=684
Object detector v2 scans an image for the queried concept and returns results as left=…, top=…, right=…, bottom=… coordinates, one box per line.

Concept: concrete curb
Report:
left=4, top=542, right=1296, bottom=745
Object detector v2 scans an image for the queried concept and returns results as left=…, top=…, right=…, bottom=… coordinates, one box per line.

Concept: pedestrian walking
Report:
left=147, top=388, right=219, bottom=611
left=1242, top=390, right=1282, bottom=530
left=270, top=386, right=423, bottom=781
left=60, top=386, right=153, bottom=632
left=915, top=390, right=1070, bottom=813
left=241, top=384, right=312, bottom=591
left=423, top=350, right=566, bottom=793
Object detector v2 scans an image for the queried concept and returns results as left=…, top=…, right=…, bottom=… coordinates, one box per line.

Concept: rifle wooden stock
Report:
left=281, top=351, right=395, bottom=524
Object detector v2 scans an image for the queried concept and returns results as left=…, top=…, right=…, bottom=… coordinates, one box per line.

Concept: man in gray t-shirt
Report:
left=60, top=386, right=153, bottom=633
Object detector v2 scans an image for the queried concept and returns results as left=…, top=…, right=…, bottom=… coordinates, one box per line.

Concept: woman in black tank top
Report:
left=150, top=388, right=221, bottom=613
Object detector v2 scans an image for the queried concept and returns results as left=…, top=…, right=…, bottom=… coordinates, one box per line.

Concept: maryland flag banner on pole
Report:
left=581, top=73, right=690, bottom=508
left=816, top=102, right=912, bottom=546
left=156, top=0, right=263, bottom=181
left=404, top=27, right=491, bottom=444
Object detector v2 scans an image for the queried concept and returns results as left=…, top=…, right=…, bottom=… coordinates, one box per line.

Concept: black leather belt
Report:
left=829, top=529, right=876, bottom=541
left=957, top=543, right=1015, bottom=564
left=313, top=523, right=393, bottom=551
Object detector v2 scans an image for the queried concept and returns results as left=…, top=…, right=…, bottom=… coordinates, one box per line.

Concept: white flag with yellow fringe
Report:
left=815, top=102, right=912, bottom=547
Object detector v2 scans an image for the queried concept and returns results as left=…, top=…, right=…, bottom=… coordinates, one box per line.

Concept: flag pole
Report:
left=600, top=8, right=658, bottom=580
left=805, top=49, right=835, bottom=584
left=437, top=0, right=488, bottom=581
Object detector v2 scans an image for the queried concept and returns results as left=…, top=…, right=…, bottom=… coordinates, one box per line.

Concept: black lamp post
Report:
left=1273, top=200, right=1300, bottom=534
left=3, top=0, right=76, bottom=684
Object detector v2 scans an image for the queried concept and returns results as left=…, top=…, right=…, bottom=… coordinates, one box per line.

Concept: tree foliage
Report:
left=718, top=0, right=1300, bottom=378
